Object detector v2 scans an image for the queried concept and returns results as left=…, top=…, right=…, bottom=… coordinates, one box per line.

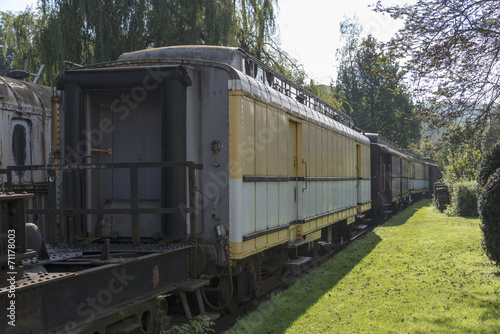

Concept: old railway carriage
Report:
left=408, top=154, right=430, bottom=197
left=0, top=74, right=52, bottom=187
left=225, top=62, right=372, bottom=263
left=0, top=74, right=52, bottom=211
left=367, top=133, right=410, bottom=215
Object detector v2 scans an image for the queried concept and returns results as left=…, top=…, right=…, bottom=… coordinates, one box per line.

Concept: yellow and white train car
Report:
left=222, top=49, right=372, bottom=262
left=228, top=88, right=371, bottom=261
left=408, top=155, right=430, bottom=197
left=116, top=46, right=372, bottom=268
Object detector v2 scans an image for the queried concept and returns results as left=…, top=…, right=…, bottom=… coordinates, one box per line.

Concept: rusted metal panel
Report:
left=0, top=76, right=51, bottom=189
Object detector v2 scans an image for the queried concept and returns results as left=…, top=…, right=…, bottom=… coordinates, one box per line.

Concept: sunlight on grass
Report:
left=227, top=200, right=500, bottom=333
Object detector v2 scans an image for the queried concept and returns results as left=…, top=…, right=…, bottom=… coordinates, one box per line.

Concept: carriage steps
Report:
left=173, top=279, right=220, bottom=320
left=284, top=256, right=312, bottom=267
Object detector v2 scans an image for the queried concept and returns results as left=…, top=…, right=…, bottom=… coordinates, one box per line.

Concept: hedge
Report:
left=478, top=167, right=500, bottom=266
left=478, top=141, right=500, bottom=190
left=445, top=181, right=478, bottom=217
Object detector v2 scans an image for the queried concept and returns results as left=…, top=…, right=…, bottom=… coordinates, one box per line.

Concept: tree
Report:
left=376, top=0, right=500, bottom=139
left=306, top=81, right=349, bottom=115
left=0, top=9, right=46, bottom=81
left=335, top=19, right=421, bottom=148
left=2, top=0, right=298, bottom=86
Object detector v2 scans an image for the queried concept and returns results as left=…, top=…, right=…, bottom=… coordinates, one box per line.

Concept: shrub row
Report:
left=478, top=142, right=500, bottom=266
left=445, top=181, right=478, bottom=217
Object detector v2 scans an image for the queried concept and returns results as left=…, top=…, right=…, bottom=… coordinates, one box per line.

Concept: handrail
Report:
left=1, top=161, right=203, bottom=245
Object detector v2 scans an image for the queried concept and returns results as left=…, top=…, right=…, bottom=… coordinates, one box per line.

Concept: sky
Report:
left=277, top=0, right=406, bottom=84
left=0, top=0, right=407, bottom=84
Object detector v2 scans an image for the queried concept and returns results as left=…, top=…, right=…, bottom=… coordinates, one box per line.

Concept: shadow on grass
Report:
left=228, top=229, right=383, bottom=333
left=382, top=198, right=431, bottom=227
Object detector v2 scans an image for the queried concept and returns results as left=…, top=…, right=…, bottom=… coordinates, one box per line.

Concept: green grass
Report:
left=226, top=200, right=500, bottom=333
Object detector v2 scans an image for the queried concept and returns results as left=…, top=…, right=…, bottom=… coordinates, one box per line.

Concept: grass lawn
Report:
left=226, top=199, right=500, bottom=333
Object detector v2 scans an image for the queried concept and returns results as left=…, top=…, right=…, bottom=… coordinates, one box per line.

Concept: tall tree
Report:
left=335, top=19, right=421, bottom=148
left=236, top=0, right=276, bottom=60
left=376, top=0, right=500, bottom=139
left=2, top=0, right=294, bottom=85
left=0, top=8, right=46, bottom=81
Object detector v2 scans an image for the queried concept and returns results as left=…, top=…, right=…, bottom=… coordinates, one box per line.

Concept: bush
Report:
left=164, top=316, right=215, bottom=334
left=478, top=168, right=500, bottom=266
left=477, top=141, right=500, bottom=190
left=445, top=181, right=478, bottom=217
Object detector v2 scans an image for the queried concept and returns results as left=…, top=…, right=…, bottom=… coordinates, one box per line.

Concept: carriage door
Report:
left=88, top=89, right=163, bottom=240
left=288, top=121, right=299, bottom=224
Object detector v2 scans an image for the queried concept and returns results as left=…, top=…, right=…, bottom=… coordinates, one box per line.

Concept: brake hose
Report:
left=201, top=247, right=234, bottom=310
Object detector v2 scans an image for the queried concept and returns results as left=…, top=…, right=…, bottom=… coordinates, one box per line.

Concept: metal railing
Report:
left=1, top=161, right=203, bottom=245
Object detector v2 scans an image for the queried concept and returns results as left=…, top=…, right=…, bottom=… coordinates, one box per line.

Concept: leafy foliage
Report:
left=0, top=8, right=47, bottom=82
left=478, top=168, right=500, bottom=266
left=1, top=0, right=303, bottom=86
left=164, top=315, right=215, bottom=334
left=305, top=81, right=350, bottom=115
left=334, top=19, right=421, bottom=148
left=376, top=0, right=500, bottom=137
left=477, top=141, right=500, bottom=190
left=444, top=180, right=478, bottom=217
left=442, top=142, right=482, bottom=185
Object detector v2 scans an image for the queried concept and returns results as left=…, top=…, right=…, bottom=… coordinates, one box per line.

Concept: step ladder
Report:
left=284, top=256, right=311, bottom=267
left=174, top=279, right=210, bottom=319
left=354, top=224, right=368, bottom=230
left=381, top=203, right=392, bottom=215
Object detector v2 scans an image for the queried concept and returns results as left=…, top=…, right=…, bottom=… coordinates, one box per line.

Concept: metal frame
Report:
left=1, top=161, right=202, bottom=245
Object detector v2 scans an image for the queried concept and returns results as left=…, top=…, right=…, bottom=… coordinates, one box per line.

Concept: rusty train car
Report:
left=0, top=46, right=438, bottom=333
left=0, top=72, right=52, bottom=193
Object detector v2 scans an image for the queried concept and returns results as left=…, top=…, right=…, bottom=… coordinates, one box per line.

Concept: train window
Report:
left=11, top=119, right=31, bottom=169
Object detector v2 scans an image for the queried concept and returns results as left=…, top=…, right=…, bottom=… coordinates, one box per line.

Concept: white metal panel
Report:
left=241, top=182, right=255, bottom=236
left=255, top=183, right=268, bottom=230
left=301, top=181, right=310, bottom=219
left=229, top=179, right=244, bottom=242
left=279, top=182, right=288, bottom=225
left=328, top=181, right=334, bottom=212
left=310, top=182, right=317, bottom=216
left=289, top=180, right=298, bottom=222
left=267, top=182, right=279, bottom=229
left=322, top=180, right=328, bottom=214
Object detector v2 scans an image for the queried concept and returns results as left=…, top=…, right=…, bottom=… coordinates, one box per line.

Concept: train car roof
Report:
left=375, top=143, right=408, bottom=159
left=117, top=45, right=369, bottom=144
left=365, top=133, right=400, bottom=148
left=0, top=75, right=51, bottom=114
